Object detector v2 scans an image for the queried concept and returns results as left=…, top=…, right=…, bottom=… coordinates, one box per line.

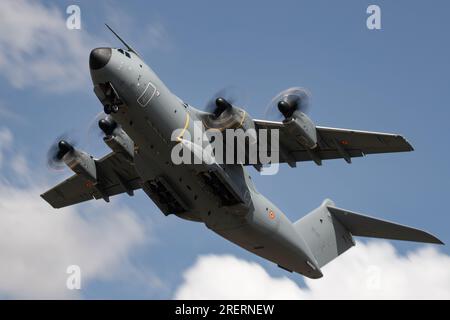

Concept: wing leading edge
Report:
left=253, top=119, right=413, bottom=166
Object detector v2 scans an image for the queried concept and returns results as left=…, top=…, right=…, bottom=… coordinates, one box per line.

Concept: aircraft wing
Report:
left=41, top=152, right=142, bottom=209
left=253, top=119, right=413, bottom=166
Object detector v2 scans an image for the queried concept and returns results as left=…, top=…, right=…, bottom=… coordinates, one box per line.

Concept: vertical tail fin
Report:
left=294, top=199, right=443, bottom=268
left=294, top=199, right=355, bottom=268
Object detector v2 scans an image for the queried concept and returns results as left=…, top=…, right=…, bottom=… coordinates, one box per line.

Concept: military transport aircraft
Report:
left=41, top=25, right=443, bottom=279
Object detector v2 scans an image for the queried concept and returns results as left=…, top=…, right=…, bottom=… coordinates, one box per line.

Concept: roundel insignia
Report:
left=268, top=210, right=276, bottom=220
left=85, top=181, right=94, bottom=189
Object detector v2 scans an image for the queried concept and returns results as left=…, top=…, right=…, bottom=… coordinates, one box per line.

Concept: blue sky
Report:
left=0, top=0, right=449, bottom=299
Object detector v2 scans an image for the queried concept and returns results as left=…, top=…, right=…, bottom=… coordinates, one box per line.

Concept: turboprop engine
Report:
left=98, top=116, right=134, bottom=160
left=268, top=87, right=317, bottom=149
left=48, top=140, right=97, bottom=182
left=202, top=96, right=257, bottom=145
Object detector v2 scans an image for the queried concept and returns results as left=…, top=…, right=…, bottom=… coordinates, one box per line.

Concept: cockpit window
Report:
left=117, top=48, right=131, bottom=58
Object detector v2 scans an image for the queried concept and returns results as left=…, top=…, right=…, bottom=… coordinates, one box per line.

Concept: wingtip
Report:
left=40, top=192, right=60, bottom=209
left=400, top=136, right=414, bottom=152
left=424, top=232, right=444, bottom=245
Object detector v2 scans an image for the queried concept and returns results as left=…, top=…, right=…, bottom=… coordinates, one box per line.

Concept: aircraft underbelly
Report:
left=97, top=61, right=319, bottom=276
left=108, top=84, right=254, bottom=221
left=210, top=222, right=315, bottom=276
left=112, top=97, right=315, bottom=273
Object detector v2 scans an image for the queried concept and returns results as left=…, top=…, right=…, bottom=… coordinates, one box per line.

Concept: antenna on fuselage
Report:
left=105, top=23, right=141, bottom=58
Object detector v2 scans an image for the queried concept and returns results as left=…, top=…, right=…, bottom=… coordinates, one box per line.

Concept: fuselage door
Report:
left=137, top=81, right=157, bottom=107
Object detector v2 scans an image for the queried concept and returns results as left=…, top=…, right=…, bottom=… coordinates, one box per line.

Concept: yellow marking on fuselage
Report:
left=238, top=110, right=247, bottom=128
left=176, top=112, right=190, bottom=142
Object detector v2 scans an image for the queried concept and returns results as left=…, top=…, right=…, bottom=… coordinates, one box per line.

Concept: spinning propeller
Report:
left=47, top=135, right=76, bottom=170
left=203, top=87, right=246, bottom=130
left=205, top=87, right=242, bottom=116
left=98, top=115, right=118, bottom=136
left=264, top=87, right=312, bottom=120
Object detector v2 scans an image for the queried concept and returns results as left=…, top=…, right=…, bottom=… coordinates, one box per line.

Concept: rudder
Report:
left=294, top=199, right=355, bottom=268
left=294, top=199, right=443, bottom=269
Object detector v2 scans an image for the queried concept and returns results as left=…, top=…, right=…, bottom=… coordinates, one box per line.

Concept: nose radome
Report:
left=89, top=47, right=112, bottom=70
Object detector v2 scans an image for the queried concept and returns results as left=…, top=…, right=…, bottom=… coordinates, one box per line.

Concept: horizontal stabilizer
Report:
left=328, top=206, right=444, bottom=245
left=294, top=199, right=443, bottom=269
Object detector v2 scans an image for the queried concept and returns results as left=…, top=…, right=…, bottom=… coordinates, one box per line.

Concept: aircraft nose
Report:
left=89, top=47, right=112, bottom=70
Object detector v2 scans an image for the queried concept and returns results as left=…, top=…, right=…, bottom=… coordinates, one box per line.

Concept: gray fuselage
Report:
left=89, top=48, right=322, bottom=278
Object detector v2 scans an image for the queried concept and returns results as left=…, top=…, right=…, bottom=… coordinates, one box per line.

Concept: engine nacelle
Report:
left=238, top=111, right=257, bottom=145
left=284, top=111, right=317, bottom=149
left=103, top=127, right=134, bottom=160
left=63, top=150, right=97, bottom=182
left=202, top=104, right=258, bottom=146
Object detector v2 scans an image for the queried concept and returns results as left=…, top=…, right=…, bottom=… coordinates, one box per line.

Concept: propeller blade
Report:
left=47, top=134, right=77, bottom=170
left=86, top=111, right=109, bottom=139
left=98, top=116, right=118, bottom=136
left=264, top=87, right=312, bottom=120
left=205, top=86, right=243, bottom=115
left=213, top=97, right=233, bottom=118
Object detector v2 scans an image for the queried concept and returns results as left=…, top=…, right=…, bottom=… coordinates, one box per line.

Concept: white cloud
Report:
left=0, top=127, right=13, bottom=147
left=0, top=0, right=96, bottom=92
left=142, top=22, right=172, bottom=51
left=174, top=241, right=450, bottom=300
left=0, top=0, right=173, bottom=93
left=174, top=255, right=305, bottom=300
left=0, top=127, right=13, bottom=168
left=0, top=127, right=154, bottom=299
left=10, top=154, right=29, bottom=176
left=0, top=186, right=148, bottom=299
